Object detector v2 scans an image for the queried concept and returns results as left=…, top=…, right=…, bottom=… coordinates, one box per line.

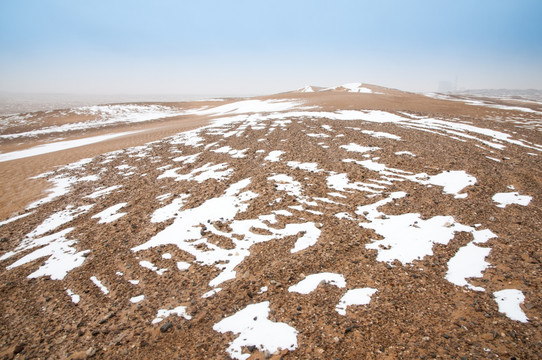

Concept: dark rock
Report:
left=13, top=343, right=25, bottom=354
left=344, top=325, right=359, bottom=334
left=160, top=321, right=173, bottom=333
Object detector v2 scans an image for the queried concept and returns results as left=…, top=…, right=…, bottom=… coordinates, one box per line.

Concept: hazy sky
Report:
left=1, top=0, right=541, bottom=95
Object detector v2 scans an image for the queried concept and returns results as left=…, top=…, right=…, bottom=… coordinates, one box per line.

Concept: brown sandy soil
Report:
left=0, top=86, right=541, bottom=359
left=0, top=108, right=220, bottom=219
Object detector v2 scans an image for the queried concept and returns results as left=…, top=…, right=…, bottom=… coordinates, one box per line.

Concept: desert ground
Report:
left=0, top=83, right=541, bottom=359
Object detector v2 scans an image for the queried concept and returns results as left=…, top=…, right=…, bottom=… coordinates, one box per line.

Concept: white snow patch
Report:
left=328, top=192, right=347, bottom=198
left=202, top=288, right=222, bottom=298
left=27, top=176, right=75, bottom=209
left=85, top=185, right=122, bottom=199
left=297, top=86, right=315, bottom=93
left=139, top=260, right=167, bottom=275
left=273, top=210, right=293, bottom=216
left=322, top=83, right=372, bottom=93
left=25, top=204, right=92, bottom=240
left=303, top=108, right=542, bottom=151
left=358, top=192, right=475, bottom=264
left=287, top=161, right=322, bottom=172
left=176, top=261, right=191, bottom=271
left=79, top=174, right=100, bottom=182
left=395, top=151, right=416, bottom=156
left=66, top=289, right=80, bottom=304
left=0, top=212, right=34, bottom=227
left=172, top=152, right=201, bottom=164
left=90, top=276, right=109, bottom=294
left=344, top=158, right=476, bottom=198
left=258, top=214, right=277, bottom=224
left=327, top=173, right=383, bottom=194
left=1, top=205, right=93, bottom=279
left=314, top=197, right=341, bottom=205
left=212, top=146, right=248, bottom=158
left=116, top=164, right=133, bottom=171
left=0, top=131, right=139, bottom=162
left=494, top=289, right=528, bottom=322
left=335, top=288, right=377, bottom=315
left=3, top=228, right=90, bottom=280
left=419, top=171, right=476, bottom=199
left=130, top=295, right=145, bottom=303
left=268, top=174, right=303, bottom=198
left=361, top=130, right=401, bottom=140
left=156, top=193, right=172, bottom=202
left=288, top=273, right=346, bottom=294
left=158, top=163, right=233, bottom=183
left=92, top=203, right=127, bottom=224
left=288, top=205, right=304, bottom=211
left=340, top=143, right=379, bottom=153
left=151, top=194, right=190, bottom=223
left=133, top=178, right=320, bottom=286
left=332, top=110, right=409, bottom=123
left=264, top=150, right=284, bottom=162
left=169, top=130, right=205, bottom=147
left=192, top=99, right=302, bottom=116
left=2, top=105, right=181, bottom=139
left=445, top=242, right=492, bottom=291
left=492, top=192, right=532, bottom=208
left=213, top=301, right=298, bottom=360
left=152, top=306, right=192, bottom=324
left=288, top=223, right=321, bottom=253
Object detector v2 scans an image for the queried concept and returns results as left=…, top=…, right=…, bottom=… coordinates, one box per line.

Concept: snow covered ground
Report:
left=0, top=87, right=539, bottom=359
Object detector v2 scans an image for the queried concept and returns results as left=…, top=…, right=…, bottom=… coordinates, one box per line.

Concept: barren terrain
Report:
left=0, top=83, right=541, bottom=359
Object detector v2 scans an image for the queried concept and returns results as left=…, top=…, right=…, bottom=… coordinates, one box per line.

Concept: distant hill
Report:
left=451, top=89, right=542, bottom=102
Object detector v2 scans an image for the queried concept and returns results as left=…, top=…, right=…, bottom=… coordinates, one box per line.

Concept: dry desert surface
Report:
left=0, top=83, right=541, bottom=359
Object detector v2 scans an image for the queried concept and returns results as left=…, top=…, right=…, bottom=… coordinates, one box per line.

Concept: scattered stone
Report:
left=98, top=312, right=115, bottom=325
left=13, top=343, right=25, bottom=354
left=86, top=347, right=96, bottom=357
left=481, top=333, right=495, bottom=341
left=1, top=87, right=540, bottom=359
left=160, top=322, right=173, bottom=333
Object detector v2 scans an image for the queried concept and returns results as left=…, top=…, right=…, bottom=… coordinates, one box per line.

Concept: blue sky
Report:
left=1, top=0, right=541, bottom=94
